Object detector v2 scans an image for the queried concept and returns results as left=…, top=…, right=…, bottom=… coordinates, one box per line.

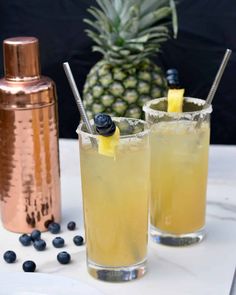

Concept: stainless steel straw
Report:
left=196, top=49, right=232, bottom=128
left=63, top=62, right=97, bottom=146
left=63, top=62, right=94, bottom=133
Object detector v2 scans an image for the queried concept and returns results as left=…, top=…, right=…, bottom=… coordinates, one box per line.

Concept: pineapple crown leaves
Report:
left=84, top=0, right=178, bottom=66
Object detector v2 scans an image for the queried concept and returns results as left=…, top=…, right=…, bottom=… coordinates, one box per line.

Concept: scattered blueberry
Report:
left=67, top=221, right=76, bottom=231
left=73, top=235, right=84, bottom=246
left=33, top=239, right=46, bottom=251
left=57, top=251, right=71, bottom=264
left=52, top=237, right=65, bottom=248
left=44, top=219, right=54, bottom=229
left=94, top=113, right=116, bottom=136
left=19, top=234, right=32, bottom=246
left=31, top=229, right=41, bottom=241
left=22, top=260, right=36, bottom=272
left=48, top=222, right=61, bottom=234
left=3, top=250, right=16, bottom=263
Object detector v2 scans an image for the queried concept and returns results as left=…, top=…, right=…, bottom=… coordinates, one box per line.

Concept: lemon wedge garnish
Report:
left=98, top=126, right=120, bottom=157
left=167, top=88, right=185, bottom=112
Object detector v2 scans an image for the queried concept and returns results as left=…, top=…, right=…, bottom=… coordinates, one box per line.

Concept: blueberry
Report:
left=57, top=251, right=71, bottom=264
left=94, top=113, right=112, bottom=128
left=19, top=234, right=32, bottom=246
left=44, top=219, right=54, bottom=229
left=167, top=79, right=180, bottom=88
left=94, top=113, right=116, bottom=136
left=166, top=74, right=179, bottom=82
left=3, top=250, right=16, bottom=263
left=52, top=237, right=65, bottom=248
left=48, top=222, right=61, bottom=234
left=31, top=229, right=41, bottom=241
left=67, top=221, right=76, bottom=231
left=166, top=68, right=178, bottom=76
left=22, top=260, right=36, bottom=272
left=73, top=235, right=84, bottom=246
left=33, top=239, right=46, bottom=251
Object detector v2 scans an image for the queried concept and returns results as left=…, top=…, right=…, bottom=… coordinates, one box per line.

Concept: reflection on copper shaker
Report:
left=0, top=37, right=61, bottom=233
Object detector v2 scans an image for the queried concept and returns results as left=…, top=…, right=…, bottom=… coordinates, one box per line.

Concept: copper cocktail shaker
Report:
left=0, top=37, right=61, bottom=233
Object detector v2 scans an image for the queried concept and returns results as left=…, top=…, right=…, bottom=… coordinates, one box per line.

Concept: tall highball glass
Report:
left=143, top=97, right=212, bottom=246
left=77, top=117, right=150, bottom=281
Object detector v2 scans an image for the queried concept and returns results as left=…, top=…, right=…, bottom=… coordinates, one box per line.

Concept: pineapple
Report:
left=167, top=88, right=185, bottom=112
left=83, top=0, right=177, bottom=119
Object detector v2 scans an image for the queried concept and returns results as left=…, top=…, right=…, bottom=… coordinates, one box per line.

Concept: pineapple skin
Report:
left=83, top=59, right=167, bottom=119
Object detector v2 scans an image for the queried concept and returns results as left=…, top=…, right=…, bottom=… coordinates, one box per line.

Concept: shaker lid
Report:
left=3, top=36, right=40, bottom=80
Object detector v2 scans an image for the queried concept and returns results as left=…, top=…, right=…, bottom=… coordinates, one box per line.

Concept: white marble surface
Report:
left=0, top=139, right=236, bottom=295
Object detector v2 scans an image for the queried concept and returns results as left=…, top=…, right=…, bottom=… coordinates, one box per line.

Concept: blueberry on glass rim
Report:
left=166, top=74, right=179, bottom=82
left=166, top=69, right=180, bottom=88
left=167, top=78, right=180, bottom=88
left=166, top=68, right=178, bottom=76
left=94, top=113, right=116, bottom=136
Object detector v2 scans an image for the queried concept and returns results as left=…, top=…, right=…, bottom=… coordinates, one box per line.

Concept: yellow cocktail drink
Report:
left=150, top=121, right=209, bottom=234
left=144, top=97, right=212, bottom=246
left=78, top=117, right=150, bottom=281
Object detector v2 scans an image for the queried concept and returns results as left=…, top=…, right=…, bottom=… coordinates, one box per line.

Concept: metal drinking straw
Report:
left=63, top=62, right=97, bottom=147
left=196, top=49, right=232, bottom=128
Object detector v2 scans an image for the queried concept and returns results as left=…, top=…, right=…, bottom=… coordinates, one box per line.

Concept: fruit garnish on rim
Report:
left=166, top=68, right=185, bottom=113
left=94, top=113, right=120, bottom=158
left=167, top=88, right=185, bottom=112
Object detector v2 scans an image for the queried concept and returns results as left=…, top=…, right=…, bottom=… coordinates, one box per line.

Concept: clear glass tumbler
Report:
left=77, top=117, right=150, bottom=281
left=143, top=97, right=212, bottom=246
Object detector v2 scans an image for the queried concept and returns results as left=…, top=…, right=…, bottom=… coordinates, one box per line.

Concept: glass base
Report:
left=87, top=259, right=147, bottom=282
left=150, top=225, right=205, bottom=246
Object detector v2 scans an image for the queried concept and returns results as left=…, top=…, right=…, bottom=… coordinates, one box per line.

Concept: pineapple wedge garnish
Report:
left=167, top=89, right=185, bottom=112
left=98, top=126, right=120, bottom=158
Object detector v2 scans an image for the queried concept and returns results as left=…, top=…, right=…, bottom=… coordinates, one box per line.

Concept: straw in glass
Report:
left=196, top=49, right=232, bottom=128
left=63, top=62, right=97, bottom=147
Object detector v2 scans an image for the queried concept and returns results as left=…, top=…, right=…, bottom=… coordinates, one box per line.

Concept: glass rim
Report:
left=143, top=97, right=213, bottom=117
left=76, top=116, right=150, bottom=139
